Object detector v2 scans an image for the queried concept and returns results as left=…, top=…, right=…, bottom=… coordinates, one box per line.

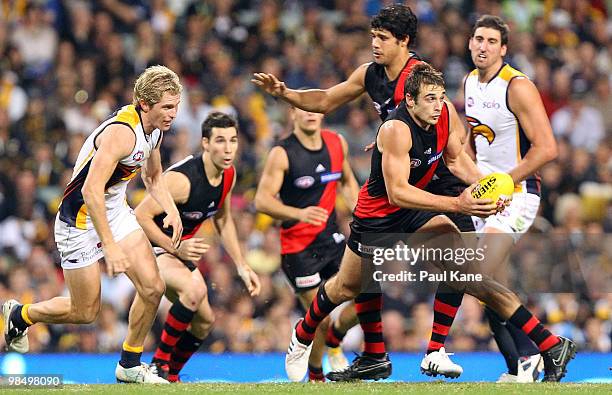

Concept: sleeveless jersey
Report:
left=59, top=105, right=162, bottom=229
left=354, top=101, right=450, bottom=219
left=277, top=130, right=344, bottom=254
left=464, top=63, right=540, bottom=195
left=153, top=155, right=235, bottom=242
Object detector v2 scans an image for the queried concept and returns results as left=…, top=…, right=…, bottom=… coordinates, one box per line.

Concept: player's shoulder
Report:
left=498, top=64, right=528, bottom=82
left=113, top=104, right=141, bottom=131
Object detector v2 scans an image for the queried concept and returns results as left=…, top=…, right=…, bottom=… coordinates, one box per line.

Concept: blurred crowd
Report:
left=0, top=0, right=610, bottom=355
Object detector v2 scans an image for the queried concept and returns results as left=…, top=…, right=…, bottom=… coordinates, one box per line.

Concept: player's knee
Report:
left=336, top=280, right=360, bottom=302
left=73, top=304, right=100, bottom=324
left=141, top=278, right=166, bottom=304
left=183, top=285, right=206, bottom=310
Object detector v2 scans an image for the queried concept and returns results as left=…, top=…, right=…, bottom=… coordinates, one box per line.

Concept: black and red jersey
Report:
left=277, top=130, right=344, bottom=255
left=153, top=155, right=234, bottom=242
left=353, top=101, right=450, bottom=221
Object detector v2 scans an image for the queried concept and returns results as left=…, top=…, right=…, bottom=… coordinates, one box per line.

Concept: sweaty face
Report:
left=371, top=29, right=403, bottom=65
left=203, top=126, right=238, bottom=169
left=292, top=107, right=324, bottom=134
left=407, top=84, right=446, bottom=128
left=144, top=91, right=181, bottom=132
left=469, top=27, right=507, bottom=71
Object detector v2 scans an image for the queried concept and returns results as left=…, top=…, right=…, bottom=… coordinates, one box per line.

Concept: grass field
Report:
left=4, top=382, right=611, bottom=394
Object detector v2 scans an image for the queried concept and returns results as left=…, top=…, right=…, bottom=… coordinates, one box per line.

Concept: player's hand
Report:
left=458, top=184, right=498, bottom=218
left=299, top=206, right=329, bottom=226
left=496, top=195, right=513, bottom=213
left=103, top=242, right=130, bottom=277
left=163, top=209, right=183, bottom=248
left=176, top=238, right=210, bottom=262
left=251, top=73, right=287, bottom=98
left=364, top=141, right=376, bottom=152
left=237, top=264, right=261, bottom=297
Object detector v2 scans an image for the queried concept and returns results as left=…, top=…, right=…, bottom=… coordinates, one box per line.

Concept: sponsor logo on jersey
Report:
left=424, top=148, right=432, bottom=154
left=315, top=163, right=326, bottom=173
left=321, top=172, right=342, bottom=183
left=427, top=151, right=443, bottom=165
left=183, top=211, right=204, bottom=220
left=294, top=175, right=315, bottom=189
left=410, top=158, right=421, bottom=168
left=483, top=100, right=501, bottom=109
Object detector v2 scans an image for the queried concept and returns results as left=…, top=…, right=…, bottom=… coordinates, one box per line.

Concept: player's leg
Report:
left=286, top=246, right=363, bottom=381
left=325, top=302, right=357, bottom=370
left=151, top=254, right=204, bottom=377
left=296, top=288, right=331, bottom=381
left=3, top=261, right=102, bottom=353
left=166, top=275, right=213, bottom=382
left=115, top=229, right=167, bottom=383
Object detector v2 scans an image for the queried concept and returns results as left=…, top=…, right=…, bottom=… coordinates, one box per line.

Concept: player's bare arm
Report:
left=135, top=171, right=208, bottom=261
left=142, top=145, right=183, bottom=247
left=251, top=63, right=368, bottom=114
left=379, top=120, right=495, bottom=217
left=443, top=101, right=483, bottom=185
left=82, top=124, right=135, bottom=276
left=254, top=146, right=328, bottom=226
left=338, top=134, right=360, bottom=210
left=213, top=176, right=261, bottom=296
left=506, top=78, right=558, bottom=183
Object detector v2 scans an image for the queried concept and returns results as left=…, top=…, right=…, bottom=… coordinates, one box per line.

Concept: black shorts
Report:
left=281, top=238, right=345, bottom=292
left=347, top=208, right=440, bottom=257
left=153, top=247, right=197, bottom=272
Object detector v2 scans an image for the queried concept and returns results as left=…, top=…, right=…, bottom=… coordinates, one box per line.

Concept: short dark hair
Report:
left=471, top=15, right=509, bottom=46
left=404, top=63, right=445, bottom=101
left=201, top=112, right=237, bottom=139
left=370, top=4, right=417, bottom=44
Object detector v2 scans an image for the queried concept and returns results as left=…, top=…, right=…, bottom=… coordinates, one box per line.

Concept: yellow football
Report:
left=471, top=172, right=515, bottom=203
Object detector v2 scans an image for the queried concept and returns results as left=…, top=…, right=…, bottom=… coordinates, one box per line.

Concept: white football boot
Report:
left=420, top=347, right=463, bottom=378
left=285, top=320, right=313, bottom=382
left=115, top=362, right=170, bottom=383
left=2, top=299, right=29, bottom=353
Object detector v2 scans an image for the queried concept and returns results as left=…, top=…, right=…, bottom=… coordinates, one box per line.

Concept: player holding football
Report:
left=282, top=63, right=575, bottom=383
left=3, top=65, right=182, bottom=383
left=255, top=104, right=360, bottom=381
left=135, top=112, right=260, bottom=382
left=423, top=15, right=574, bottom=383
left=253, top=4, right=476, bottom=380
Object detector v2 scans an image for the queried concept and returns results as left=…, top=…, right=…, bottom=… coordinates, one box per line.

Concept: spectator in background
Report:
left=551, top=91, right=605, bottom=152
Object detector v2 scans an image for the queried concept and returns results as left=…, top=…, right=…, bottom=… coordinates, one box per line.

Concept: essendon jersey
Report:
left=353, top=101, right=450, bottom=220
left=364, top=52, right=423, bottom=121
left=153, top=155, right=234, bottom=242
left=277, top=130, right=344, bottom=254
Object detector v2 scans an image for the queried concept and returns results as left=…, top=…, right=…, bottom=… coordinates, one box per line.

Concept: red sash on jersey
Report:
left=414, top=103, right=449, bottom=189
left=181, top=166, right=235, bottom=241
left=393, top=57, right=424, bottom=105
left=280, top=131, right=343, bottom=254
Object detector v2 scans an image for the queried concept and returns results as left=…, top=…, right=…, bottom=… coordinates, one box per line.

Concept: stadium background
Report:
left=0, top=0, right=610, bottom=383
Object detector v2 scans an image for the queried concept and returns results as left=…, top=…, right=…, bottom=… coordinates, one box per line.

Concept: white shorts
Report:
left=471, top=192, right=540, bottom=243
left=54, top=207, right=142, bottom=270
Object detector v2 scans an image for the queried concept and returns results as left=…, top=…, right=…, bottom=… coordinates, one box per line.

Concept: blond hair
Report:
left=132, top=65, right=182, bottom=107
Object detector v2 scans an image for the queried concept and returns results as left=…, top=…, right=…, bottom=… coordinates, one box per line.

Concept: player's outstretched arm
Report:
left=213, top=177, right=261, bottom=296
left=443, top=101, right=483, bottom=185
left=142, top=145, right=183, bottom=247
left=506, top=78, right=558, bottom=183
left=251, top=63, right=368, bottom=114
left=338, top=135, right=360, bottom=210
left=82, top=124, right=135, bottom=276
left=254, top=146, right=328, bottom=226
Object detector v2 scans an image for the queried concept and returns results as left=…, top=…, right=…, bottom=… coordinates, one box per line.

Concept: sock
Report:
left=355, top=293, right=386, bottom=359
left=120, top=342, right=144, bottom=368
left=169, top=330, right=204, bottom=381
left=308, top=364, right=325, bottom=382
left=508, top=305, right=560, bottom=352
left=296, top=285, right=339, bottom=345
left=506, top=318, right=540, bottom=357
left=427, top=285, right=463, bottom=354
left=325, top=323, right=346, bottom=348
left=10, top=304, right=33, bottom=331
left=153, top=301, right=195, bottom=364
left=485, top=306, right=520, bottom=375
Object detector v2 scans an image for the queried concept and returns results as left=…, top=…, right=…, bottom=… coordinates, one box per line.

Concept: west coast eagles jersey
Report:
left=58, top=105, right=162, bottom=229
left=464, top=64, right=540, bottom=195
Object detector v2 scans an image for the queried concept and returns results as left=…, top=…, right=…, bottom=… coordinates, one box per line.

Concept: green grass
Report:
left=3, top=382, right=610, bottom=394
